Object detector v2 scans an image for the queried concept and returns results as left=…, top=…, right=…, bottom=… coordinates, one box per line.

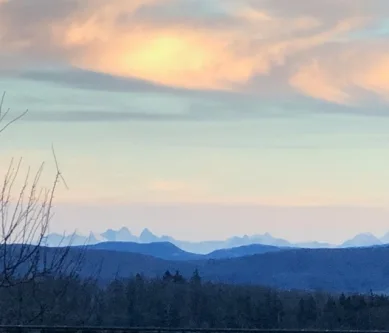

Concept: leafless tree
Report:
left=0, top=92, right=85, bottom=289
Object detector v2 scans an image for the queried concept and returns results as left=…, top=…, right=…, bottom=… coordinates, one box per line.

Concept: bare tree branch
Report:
left=0, top=91, right=83, bottom=288
left=0, top=91, right=99, bottom=325
left=0, top=92, right=28, bottom=136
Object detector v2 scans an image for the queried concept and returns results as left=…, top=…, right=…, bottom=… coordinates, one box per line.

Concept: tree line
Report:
left=1, top=269, right=389, bottom=329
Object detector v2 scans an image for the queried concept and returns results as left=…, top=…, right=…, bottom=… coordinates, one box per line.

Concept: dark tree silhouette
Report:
left=0, top=92, right=84, bottom=288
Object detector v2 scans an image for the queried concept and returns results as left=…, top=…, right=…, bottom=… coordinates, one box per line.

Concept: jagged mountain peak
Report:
left=118, top=226, right=131, bottom=233
left=101, top=227, right=137, bottom=242
left=140, top=228, right=159, bottom=243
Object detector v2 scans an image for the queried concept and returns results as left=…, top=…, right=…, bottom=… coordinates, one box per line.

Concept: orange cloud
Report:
left=290, top=59, right=351, bottom=104
left=57, top=21, right=261, bottom=90
left=0, top=0, right=388, bottom=104
left=289, top=43, right=389, bottom=104
left=358, top=56, right=389, bottom=97
left=53, top=9, right=362, bottom=91
left=73, top=30, right=255, bottom=90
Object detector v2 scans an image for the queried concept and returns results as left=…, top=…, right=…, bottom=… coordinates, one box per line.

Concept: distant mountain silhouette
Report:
left=139, top=228, right=160, bottom=243
left=45, top=227, right=389, bottom=253
left=341, top=232, right=382, bottom=248
left=45, top=227, right=299, bottom=253
left=380, top=231, right=389, bottom=244
left=43, top=232, right=101, bottom=247
left=101, top=227, right=137, bottom=242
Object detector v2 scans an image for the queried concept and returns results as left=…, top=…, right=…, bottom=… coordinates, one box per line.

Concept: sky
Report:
left=1, top=0, right=389, bottom=243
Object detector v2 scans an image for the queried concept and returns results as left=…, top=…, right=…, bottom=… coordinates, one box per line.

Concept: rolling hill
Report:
left=198, top=246, right=389, bottom=293
left=81, top=241, right=202, bottom=260
left=56, top=244, right=389, bottom=293
left=205, top=243, right=282, bottom=259
left=80, top=241, right=281, bottom=261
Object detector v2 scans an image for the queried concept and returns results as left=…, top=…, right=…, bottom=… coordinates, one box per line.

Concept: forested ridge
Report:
left=1, top=269, right=389, bottom=329
left=51, top=245, right=389, bottom=294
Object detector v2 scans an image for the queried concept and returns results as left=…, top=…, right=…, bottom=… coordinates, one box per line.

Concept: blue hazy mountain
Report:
left=45, top=227, right=389, bottom=253
left=101, top=227, right=138, bottom=242
left=341, top=232, right=382, bottom=248
left=45, top=228, right=298, bottom=253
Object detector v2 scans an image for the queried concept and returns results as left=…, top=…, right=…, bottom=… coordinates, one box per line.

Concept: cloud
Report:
left=13, top=67, right=251, bottom=102
left=290, top=59, right=352, bottom=104
left=19, top=99, right=300, bottom=123
left=251, top=0, right=389, bottom=23
left=1, top=0, right=389, bottom=107
left=289, top=40, right=389, bottom=105
left=23, top=110, right=178, bottom=123
left=131, top=0, right=237, bottom=28
left=16, top=67, right=190, bottom=94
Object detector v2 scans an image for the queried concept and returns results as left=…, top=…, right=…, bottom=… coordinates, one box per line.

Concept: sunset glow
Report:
left=2, top=0, right=389, bottom=241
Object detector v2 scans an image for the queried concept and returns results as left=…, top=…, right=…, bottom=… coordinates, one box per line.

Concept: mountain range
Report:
left=37, top=228, right=389, bottom=294
left=44, top=227, right=389, bottom=253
